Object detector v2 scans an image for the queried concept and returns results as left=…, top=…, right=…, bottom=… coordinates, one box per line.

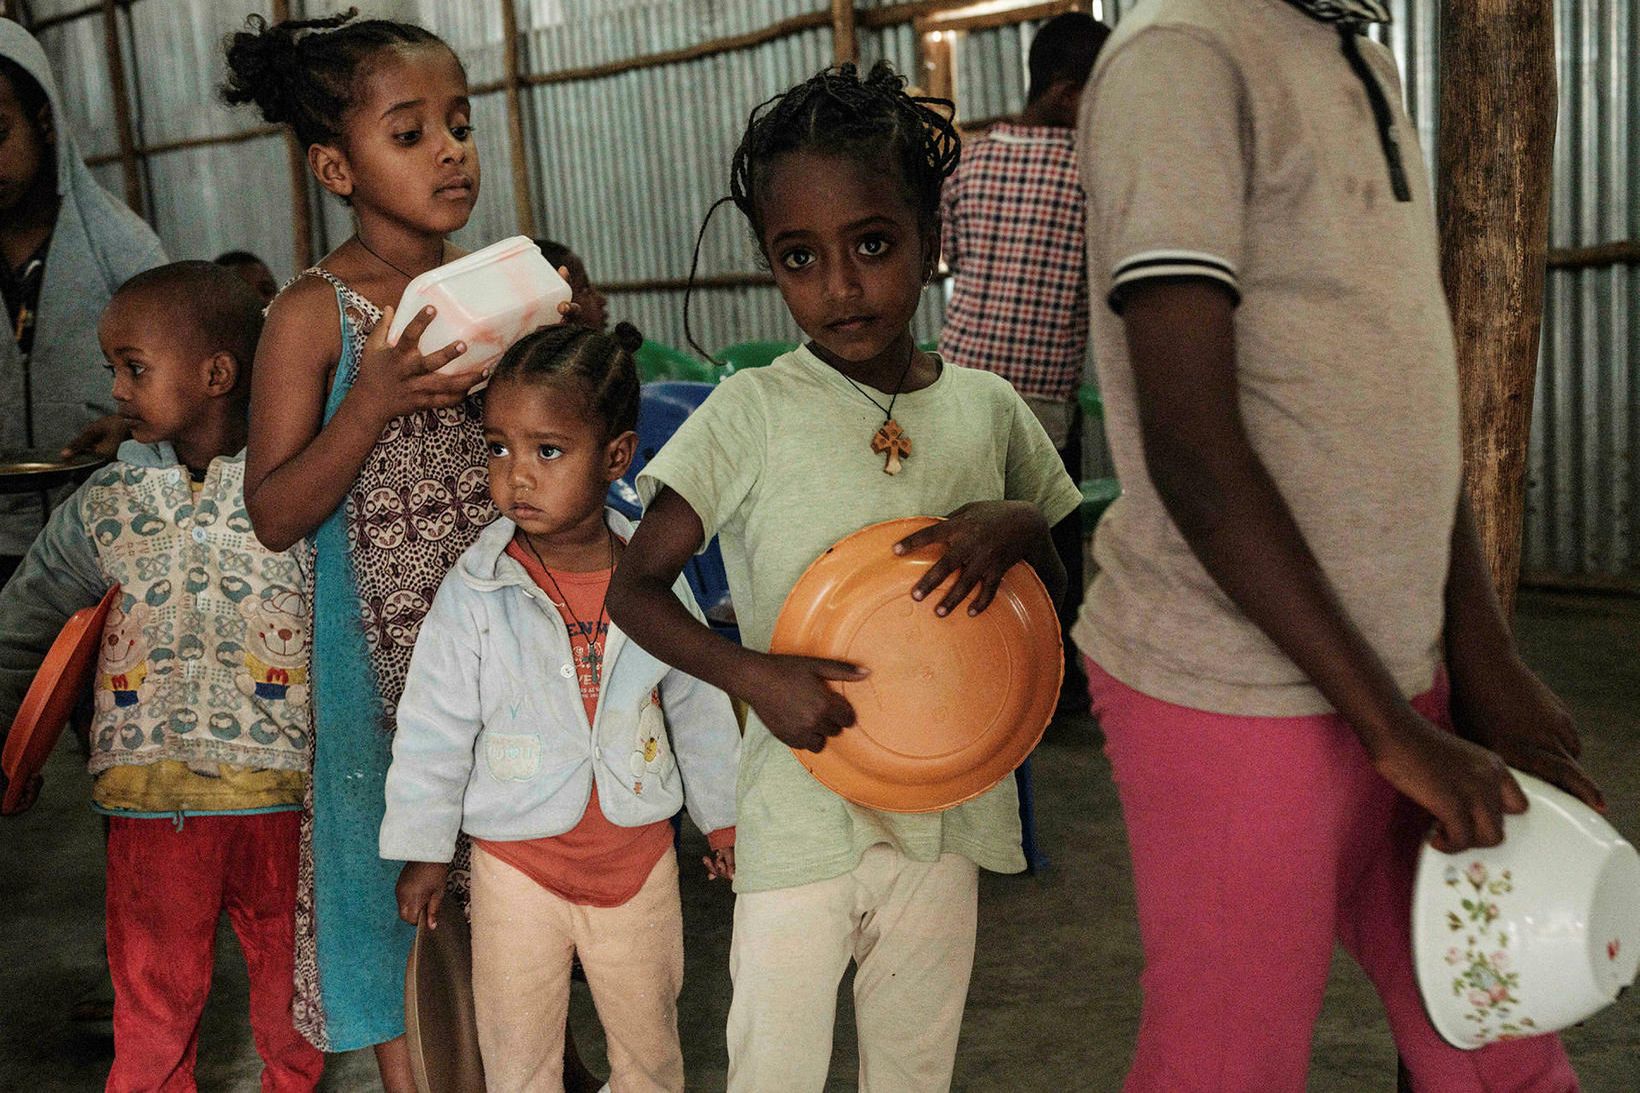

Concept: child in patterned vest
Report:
left=0, top=261, right=324, bottom=1092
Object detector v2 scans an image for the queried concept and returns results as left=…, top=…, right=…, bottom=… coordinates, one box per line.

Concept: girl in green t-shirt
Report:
left=610, top=62, right=1078, bottom=1091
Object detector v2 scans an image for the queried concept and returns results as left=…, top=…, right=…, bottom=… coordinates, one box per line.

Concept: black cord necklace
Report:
left=838, top=341, right=917, bottom=475
left=523, top=529, right=617, bottom=686
left=355, top=234, right=442, bottom=281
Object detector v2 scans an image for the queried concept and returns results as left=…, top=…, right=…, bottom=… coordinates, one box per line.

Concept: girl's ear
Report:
left=604, top=429, right=637, bottom=483
left=922, top=225, right=942, bottom=284
left=308, top=142, right=353, bottom=201
left=204, top=351, right=239, bottom=398
left=35, top=104, right=53, bottom=147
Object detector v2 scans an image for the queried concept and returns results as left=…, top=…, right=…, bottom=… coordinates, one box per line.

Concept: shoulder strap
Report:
left=296, top=266, right=382, bottom=326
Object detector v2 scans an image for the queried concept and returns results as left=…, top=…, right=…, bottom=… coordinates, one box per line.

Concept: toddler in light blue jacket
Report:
left=380, top=325, right=738, bottom=1091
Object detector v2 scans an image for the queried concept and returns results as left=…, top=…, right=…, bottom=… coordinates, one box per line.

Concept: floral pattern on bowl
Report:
left=1441, top=861, right=1538, bottom=1045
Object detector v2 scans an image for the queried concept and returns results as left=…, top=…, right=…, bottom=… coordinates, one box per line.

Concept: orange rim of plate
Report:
left=768, top=517, right=1063, bottom=813
left=2, top=584, right=120, bottom=814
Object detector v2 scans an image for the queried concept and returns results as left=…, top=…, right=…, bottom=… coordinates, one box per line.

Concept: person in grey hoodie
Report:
left=0, top=19, right=167, bottom=581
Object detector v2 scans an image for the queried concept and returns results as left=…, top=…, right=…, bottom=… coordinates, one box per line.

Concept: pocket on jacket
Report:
left=484, top=732, right=542, bottom=782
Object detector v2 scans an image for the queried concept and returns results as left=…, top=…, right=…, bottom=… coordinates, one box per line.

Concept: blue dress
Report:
left=291, top=269, right=495, bottom=1051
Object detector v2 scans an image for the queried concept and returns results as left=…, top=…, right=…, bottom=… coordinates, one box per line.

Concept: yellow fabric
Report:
left=93, top=760, right=306, bottom=813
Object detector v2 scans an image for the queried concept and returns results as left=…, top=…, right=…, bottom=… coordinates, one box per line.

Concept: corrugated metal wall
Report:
left=22, top=0, right=1636, bottom=578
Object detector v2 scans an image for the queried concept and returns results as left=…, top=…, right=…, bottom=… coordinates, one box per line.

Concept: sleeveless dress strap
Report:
left=297, top=266, right=382, bottom=326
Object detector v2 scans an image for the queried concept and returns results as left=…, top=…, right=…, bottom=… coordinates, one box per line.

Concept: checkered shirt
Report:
left=938, top=122, right=1090, bottom=402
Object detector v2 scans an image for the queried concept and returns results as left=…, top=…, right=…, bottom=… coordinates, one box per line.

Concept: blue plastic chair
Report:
left=612, top=382, right=738, bottom=643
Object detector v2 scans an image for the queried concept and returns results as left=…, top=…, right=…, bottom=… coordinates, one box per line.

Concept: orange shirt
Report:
left=471, top=537, right=732, bottom=907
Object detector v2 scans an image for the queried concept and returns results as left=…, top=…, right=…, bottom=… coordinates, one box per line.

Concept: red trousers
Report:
left=105, top=811, right=323, bottom=1093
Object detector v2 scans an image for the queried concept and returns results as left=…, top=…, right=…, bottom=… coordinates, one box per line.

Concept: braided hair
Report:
left=685, top=61, right=960, bottom=358
left=731, top=61, right=959, bottom=241
left=221, top=8, right=451, bottom=149
left=489, top=325, right=640, bottom=442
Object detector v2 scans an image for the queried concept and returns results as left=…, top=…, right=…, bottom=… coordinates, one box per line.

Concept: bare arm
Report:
left=1442, top=497, right=1602, bottom=808
left=244, top=282, right=475, bottom=551
left=1125, top=279, right=1525, bottom=851
left=607, top=487, right=866, bottom=753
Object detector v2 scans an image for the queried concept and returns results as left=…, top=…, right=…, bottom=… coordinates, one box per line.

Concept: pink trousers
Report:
left=1086, top=658, right=1578, bottom=1093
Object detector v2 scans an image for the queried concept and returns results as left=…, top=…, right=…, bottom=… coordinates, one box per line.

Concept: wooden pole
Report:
left=832, top=0, right=857, bottom=66
left=498, top=0, right=538, bottom=238
left=1437, top=0, right=1557, bottom=619
left=271, top=0, right=312, bottom=270
left=99, top=0, right=142, bottom=212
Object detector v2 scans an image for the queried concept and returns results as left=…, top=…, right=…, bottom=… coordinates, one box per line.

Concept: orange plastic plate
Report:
left=769, top=517, right=1062, bottom=813
left=2, top=584, right=120, bottom=814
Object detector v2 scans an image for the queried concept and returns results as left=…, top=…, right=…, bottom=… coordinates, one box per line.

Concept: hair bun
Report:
left=613, top=321, right=644, bottom=354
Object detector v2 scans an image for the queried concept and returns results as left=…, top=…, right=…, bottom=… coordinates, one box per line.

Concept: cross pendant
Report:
left=871, top=419, right=912, bottom=475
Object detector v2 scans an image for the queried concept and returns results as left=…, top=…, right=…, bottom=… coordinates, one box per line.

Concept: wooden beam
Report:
left=270, top=0, right=311, bottom=271
left=832, top=0, right=858, bottom=65
left=498, top=0, right=538, bottom=238
left=859, top=0, right=956, bottom=28
left=84, top=123, right=283, bottom=166
left=1437, top=0, right=1557, bottom=617
left=99, top=0, right=141, bottom=211
left=470, top=11, right=830, bottom=94
left=914, top=0, right=1088, bottom=35
left=1546, top=240, right=1640, bottom=271
left=26, top=0, right=134, bottom=35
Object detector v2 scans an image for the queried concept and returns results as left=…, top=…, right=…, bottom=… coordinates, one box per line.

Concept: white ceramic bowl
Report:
left=1412, top=770, right=1640, bottom=1049
left=386, top=235, right=572, bottom=381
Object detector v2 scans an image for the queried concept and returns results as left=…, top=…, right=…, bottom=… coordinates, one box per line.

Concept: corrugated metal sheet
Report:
left=19, top=0, right=1633, bottom=577
left=1530, top=0, right=1637, bottom=578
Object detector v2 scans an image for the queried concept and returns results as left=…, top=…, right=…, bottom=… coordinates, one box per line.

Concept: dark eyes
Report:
left=778, top=235, right=894, bottom=271
left=393, top=123, right=475, bottom=146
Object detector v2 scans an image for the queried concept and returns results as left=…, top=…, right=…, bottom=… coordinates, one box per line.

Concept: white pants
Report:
left=470, top=848, right=685, bottom=1093
left=726, top=845, right=980, bottom=1092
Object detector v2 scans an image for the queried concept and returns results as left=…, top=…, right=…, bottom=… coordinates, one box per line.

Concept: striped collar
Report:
left=1279, top=0, right=1391, bottom=25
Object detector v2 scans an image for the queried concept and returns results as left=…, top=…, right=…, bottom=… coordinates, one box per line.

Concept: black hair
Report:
left=213, top=249, right=266, bottom=268
left=1025, top=13, right=1110, bottom=103
left=533, top=238, right=578, bottom=272
left=731, top=61, right=958, bottom=243
left=684, top=60, right=959, bottom=358
left=612, top=321, right=644, bottom=355
left=0, top=56, right=50, bottom=134
left=489, top=324, right=639, bottom=441
left=221, top=8, right=450, bottom=149
left=112, top=261, right=265, bottom=396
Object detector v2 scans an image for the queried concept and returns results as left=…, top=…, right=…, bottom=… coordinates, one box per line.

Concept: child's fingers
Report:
left=934, top=569, right=983, bottom=617
left=893, top=521, right=951, bottom=557
left=805, top=657, right=868, bottom=682
left=367, top=306, right=396, bottom=349
left=911, top=554, right=957, bottom=602
left=395, top=304, right=438, bottom=350
left=416, top=338, right=469, bottom=374
left=1513, top=748, right=1605, bottom=813
left=966, top=573, right=1003, bottom=616
left=425, top=888, right=444, bottom=931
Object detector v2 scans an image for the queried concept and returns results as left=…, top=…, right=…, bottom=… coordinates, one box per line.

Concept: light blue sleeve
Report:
left=0, top=481, right=108, bottom=733
left=379, top=573, right=483, bottom=863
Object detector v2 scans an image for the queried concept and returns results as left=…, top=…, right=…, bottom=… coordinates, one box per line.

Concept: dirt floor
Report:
left=2, top=589, right=1636, bottom=1091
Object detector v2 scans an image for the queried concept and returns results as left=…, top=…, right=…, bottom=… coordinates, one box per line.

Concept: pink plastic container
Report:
left=386, top=235, right=573, bottom=380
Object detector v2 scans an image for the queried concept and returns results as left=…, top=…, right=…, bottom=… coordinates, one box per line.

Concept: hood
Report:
left=0, top=19, right=91, bottom=201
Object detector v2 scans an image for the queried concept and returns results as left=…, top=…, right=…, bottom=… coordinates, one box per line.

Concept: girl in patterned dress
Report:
left=224, top=12, right=576, bottom=1088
